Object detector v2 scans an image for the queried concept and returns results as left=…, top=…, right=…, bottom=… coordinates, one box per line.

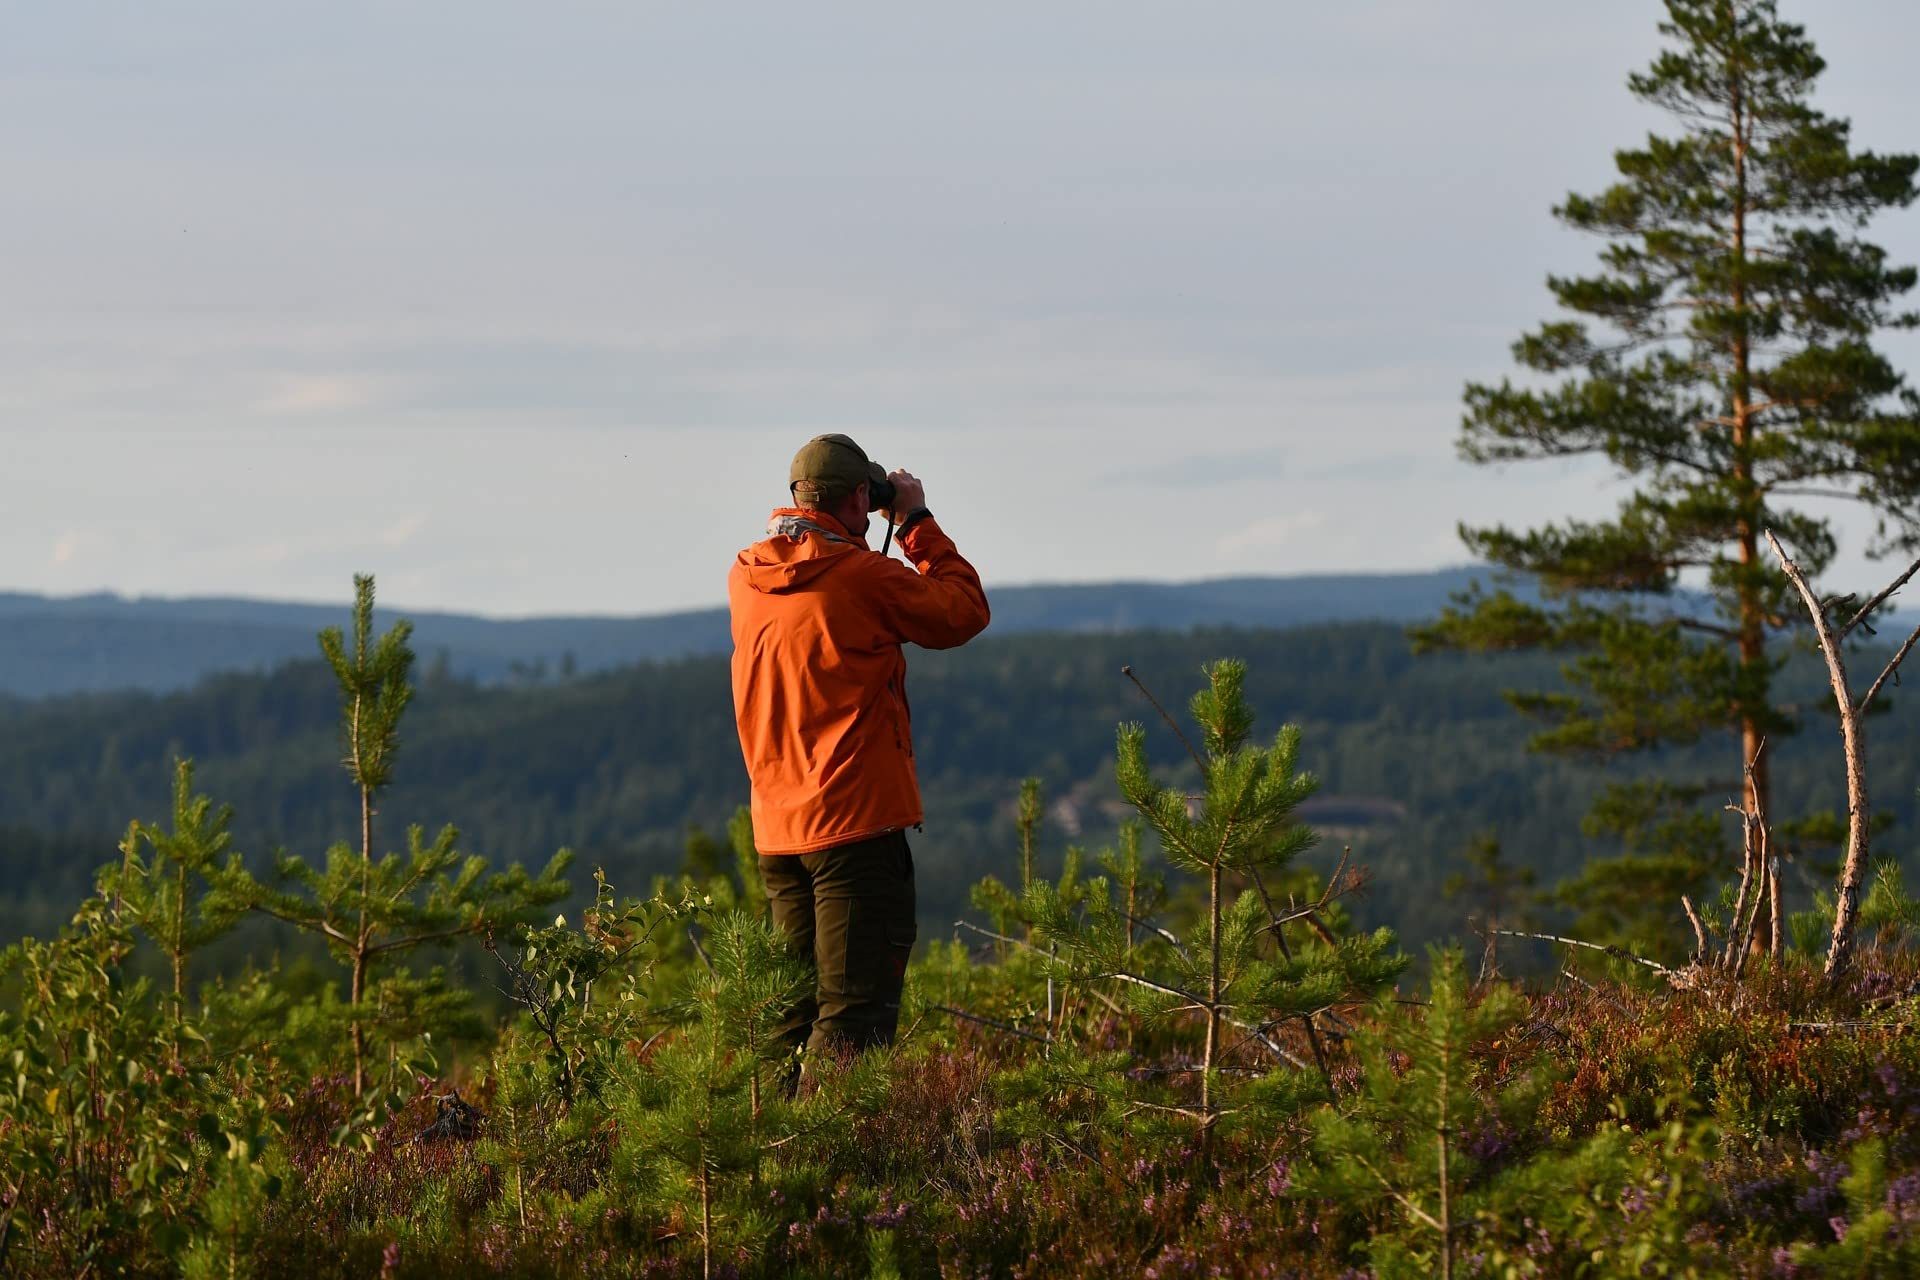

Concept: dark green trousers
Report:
left=760, top=830, right=917, bottom=1055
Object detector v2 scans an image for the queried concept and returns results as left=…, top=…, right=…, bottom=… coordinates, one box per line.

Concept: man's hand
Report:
left=883, top=469, right=926, bottom=525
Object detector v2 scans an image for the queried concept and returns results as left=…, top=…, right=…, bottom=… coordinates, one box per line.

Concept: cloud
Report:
left=380, top=513, right=429, bottom=548
left=1100, top=446, right=1290, bottom=489
left=253, top=376, right=373, bottom=414
left=1215, top=511, right=1327, bottom=558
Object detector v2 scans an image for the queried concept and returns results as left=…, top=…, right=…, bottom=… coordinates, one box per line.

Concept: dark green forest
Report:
left=0, top=569, right=1500, bottom=697
left=2, top=620, right=1911, bottom=960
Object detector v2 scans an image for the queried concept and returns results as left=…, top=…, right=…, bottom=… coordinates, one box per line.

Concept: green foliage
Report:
left=1417, top=0, right=1920, bottom=957
left=489, top=871, right=700, bottom=1106
left=0, top=894, right=284, bottom=1279
left=97, top=759, right=246, bottom=1013
left=1302, top=948, right=1726, bottom=1279
left=1016, top=777, right=1043, bottom=897
left=726, top=806, right=768, bottom=920
left=211, top=576, right=573, bottom=1104
left=1302, top=947, right=1534, bottom=1276
left=5, top=628, right=1920, bottom=1275
left=4, top=620, right=1917, bottom=967
left=1016, top=660, right=1405, bottom=1149
left=611, top=908, right=879, bottom=1277
left=1792, top=858, right=1920, bottom=956
left=318, top=574, right=414, bottom=799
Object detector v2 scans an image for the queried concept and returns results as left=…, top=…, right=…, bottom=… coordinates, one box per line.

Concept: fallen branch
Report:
left=1560, top=967, right=1633, bottom=1018
left=1494, top=929, right=1683, bottom=981
left=929, top=1003, right=1053, bottom=1046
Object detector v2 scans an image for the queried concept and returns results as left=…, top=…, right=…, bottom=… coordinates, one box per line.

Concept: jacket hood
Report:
left=735, top=508, right=871, bottom=593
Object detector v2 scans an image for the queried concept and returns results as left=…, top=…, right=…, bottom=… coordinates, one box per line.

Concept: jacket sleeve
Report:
left=871, top=516, right=991, bottom=650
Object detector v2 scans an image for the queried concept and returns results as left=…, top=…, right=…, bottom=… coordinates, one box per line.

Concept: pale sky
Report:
left=5, top=2, right=1919, bottom=616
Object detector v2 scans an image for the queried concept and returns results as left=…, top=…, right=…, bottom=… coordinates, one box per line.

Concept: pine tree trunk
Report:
left=700, top=1165, right=713, bottom=1280
left=1728, top=46, right=1775, bottom=957
left=172, top=861, right=187, bottom=1003
left=1202, top=859, right=1222, bottom=1148
left=1436, top=1077, right=1453, bottom=1280
left=351, top=784, right=372, bottom=1098
left=348, top=665, right=374, bottom=1098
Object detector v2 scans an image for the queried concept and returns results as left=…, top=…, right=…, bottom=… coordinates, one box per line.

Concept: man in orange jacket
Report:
left=729, top=433, right=990, bottom=1056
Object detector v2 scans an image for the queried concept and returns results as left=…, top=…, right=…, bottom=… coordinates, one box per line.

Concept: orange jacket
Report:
left=729, top=508, right=990, bottom=855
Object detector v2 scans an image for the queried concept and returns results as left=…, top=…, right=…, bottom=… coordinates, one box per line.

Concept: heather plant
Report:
left=1303, top=948, right=1725, bottom=1279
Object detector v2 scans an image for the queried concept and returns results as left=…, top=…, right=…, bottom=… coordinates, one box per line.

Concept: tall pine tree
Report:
left=1418, top=0, right=1920, bottom=955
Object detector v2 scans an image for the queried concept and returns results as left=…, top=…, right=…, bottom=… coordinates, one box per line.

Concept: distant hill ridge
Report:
left=0, top=567, right=1503, bottom=698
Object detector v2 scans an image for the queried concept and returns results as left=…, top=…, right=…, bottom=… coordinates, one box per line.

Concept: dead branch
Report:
left=1122, top=665, right=1207, bottom=773
left=929, top=1003, right=1054, bottom=1046
left=1769, top=853, right=1784, bottom=962
left=1559, top=967, right=1634, bottom=1018
left=1717, top=733, right=1775, bottom=974
left=1494, top=929, right=1685, bottom=982
left=1767, top=530, right=1890, bottom=979
left=1680, top=896, right=1707, bottom=962
left=1842, top=555, right=1920, bottom=640
left=1119, top=909, right=1190, bottom=959
left=1857, top=618, right=1920, bottom=715
left=1247, top=865, right=1335, bottom=1087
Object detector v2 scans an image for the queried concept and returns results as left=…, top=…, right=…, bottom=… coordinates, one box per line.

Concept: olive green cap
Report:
left=789, top=433, right=884, bottom=507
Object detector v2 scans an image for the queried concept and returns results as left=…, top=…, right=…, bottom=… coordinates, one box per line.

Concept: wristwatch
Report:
left=894, top=507, right=933, bottom=536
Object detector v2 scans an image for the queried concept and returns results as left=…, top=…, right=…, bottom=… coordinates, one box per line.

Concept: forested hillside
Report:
left=1, top=621, right=1907, bottom=957
left=0, top=568, right=1509, bottom=696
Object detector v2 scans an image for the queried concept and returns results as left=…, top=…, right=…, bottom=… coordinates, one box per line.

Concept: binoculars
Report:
left=867, top=470, right=897, bottom=513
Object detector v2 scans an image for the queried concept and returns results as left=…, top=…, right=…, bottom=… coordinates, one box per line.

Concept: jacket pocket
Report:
left=886, top=677, right=914, bottom=758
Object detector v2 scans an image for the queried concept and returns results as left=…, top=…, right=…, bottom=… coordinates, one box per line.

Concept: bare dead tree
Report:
left=1766, top=531, right=1920, bottom=978
left=1717, top=736, right=1779, bottom=976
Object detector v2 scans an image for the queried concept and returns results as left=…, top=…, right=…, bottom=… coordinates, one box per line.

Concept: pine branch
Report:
left=250, top=903, right=354, bottom=947
left=364, top=921, right=484, bottom=958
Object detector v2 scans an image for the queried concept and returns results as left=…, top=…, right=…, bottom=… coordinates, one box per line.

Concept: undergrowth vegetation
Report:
left=5, top=585, right=1920, bottom=1278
